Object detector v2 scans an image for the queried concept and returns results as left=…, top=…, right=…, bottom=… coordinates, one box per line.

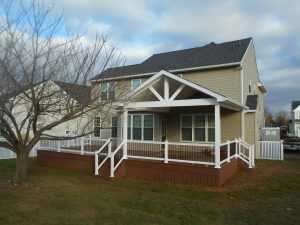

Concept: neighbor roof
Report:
left=246, top=95, right=258, bottom=110
left=0, top=80, right=90, bottom=104
left=91, top=37, right=252, bottom=81
left=292, top=101, right=300, bottom=110
left=53, top=81, right=90, bottom=104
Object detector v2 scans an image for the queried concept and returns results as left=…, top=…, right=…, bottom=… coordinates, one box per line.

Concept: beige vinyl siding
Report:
left=241, top=43, right=260, bottom=105
left=182, top=67, right=241, bottom=103
left=221, top=109, right=242, bottom=142
left=245, top=112, right=255, bottom=144
left=244, top=112, right=260, bottom=157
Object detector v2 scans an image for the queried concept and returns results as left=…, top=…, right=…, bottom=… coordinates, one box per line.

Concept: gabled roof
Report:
left=0, top=80, right=90, bottom=104
left=52, top=81, right=90, bottom=104
left=246, top=95, right=258, bottom=110
left=292, top=101, right=300, bottom=110
left=92, top=37, right=252, bottom=81
left=126, top=70, right=245, bottom=111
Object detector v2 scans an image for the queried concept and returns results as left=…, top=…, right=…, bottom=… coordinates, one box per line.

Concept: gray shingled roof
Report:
left=292, top=101, right=300, bottom=110
left=246, top=95, right=258, bottom=110
left=91, top=37, right=252, bottom=80
left=53, top=81, right=90, bottom=104
left=0, top=81, right=90, bottom=105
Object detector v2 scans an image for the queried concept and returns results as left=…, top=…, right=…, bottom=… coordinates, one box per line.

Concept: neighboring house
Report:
left=0, top=80, right=91, bottom=137
left=291, top=101, right=300, bottom=137
left=90, top=37, right=267, bottom=158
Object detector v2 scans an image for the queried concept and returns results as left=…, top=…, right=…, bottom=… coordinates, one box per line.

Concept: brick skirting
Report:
left=37, top=150, right=249, bottom=186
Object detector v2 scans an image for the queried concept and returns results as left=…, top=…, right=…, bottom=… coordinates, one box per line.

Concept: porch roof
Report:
left=123, top=70, right=246, bottom=111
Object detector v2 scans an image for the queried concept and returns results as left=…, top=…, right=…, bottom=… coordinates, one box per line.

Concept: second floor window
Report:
left=131, top=79, right=141, bottom=90
left=101, top=82, right=115, bottom=101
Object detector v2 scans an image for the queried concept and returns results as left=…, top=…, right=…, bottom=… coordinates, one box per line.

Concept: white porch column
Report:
left=123, top=109, right=128, bottom=159
left=214, top=103, right=221, bottom=168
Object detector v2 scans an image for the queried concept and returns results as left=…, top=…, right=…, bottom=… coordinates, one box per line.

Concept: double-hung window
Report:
left=131, top=79, right=141, bottom=90
left=127, top=114, right=154, bottom=141
left=100, top=82, right=115, bottom=101
left=111, top=116, right=117, bottom=138
left=94, top=117, right=101, bottom=137
left=181, top=114, right=215, bottom=142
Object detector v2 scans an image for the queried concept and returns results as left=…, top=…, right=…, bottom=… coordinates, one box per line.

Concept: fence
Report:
left=259, top=140, right=283, bottom=160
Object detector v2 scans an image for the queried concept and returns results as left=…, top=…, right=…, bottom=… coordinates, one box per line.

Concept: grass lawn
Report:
left=0, top=155, right=299, bottom=225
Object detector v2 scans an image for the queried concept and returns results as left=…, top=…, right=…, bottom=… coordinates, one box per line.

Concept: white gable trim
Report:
left=126, top=70, right=226, bottom=102
left=293, top=105, right=300, bottom=112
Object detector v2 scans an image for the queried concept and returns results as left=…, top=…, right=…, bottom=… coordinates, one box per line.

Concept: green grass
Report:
left=0, top=155, right=300, bottom=225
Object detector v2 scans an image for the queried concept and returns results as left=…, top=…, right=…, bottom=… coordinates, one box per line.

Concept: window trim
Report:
left=180, top=114, right=215, bottom=143
left=100, top=82, right=115, bottom=101
left=131, top=79, right=141, bottom=90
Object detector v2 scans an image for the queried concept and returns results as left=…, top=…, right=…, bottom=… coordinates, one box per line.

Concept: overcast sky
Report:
left=48, top=1, right=300, bottom=113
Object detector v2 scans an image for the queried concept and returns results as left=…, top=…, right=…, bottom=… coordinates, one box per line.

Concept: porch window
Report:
left=94, top=117, right=101, bottom=137
left=132, top=115, right=142, bottom=140
left=111, top=116, right=117, bottom=138
left=143, top=115, right=153, bottom=140
left=181, top=115, right=192, bottom=141
left=194, top=115, right=205, bottom=141
left=100, top=82, right=115, bottom=101
left=181, top=114, right=215, bottom=142
left=207, top=115, right=215, bottom=142
left=131, top=79, right=141, bottom=90
left=127, top=114, right=154, bottom=141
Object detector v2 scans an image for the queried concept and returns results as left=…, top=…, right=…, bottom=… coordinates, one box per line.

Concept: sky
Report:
left=27, top=0, right=300, bottom=113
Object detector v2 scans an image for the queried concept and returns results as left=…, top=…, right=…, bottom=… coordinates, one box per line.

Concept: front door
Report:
left=161, top=120, right=167, bottom=142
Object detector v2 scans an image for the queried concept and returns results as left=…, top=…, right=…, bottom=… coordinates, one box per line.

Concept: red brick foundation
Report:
left=37, top=150, right=249, bottom=186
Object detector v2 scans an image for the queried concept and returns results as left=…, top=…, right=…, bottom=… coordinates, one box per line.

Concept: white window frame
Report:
left=127, top=113, right=154, bottom=141
left=93, top=116, right=101, bottom=138
left=180, top=114, right=215, bottom=143
left=131, top=79, right=141, bottom=90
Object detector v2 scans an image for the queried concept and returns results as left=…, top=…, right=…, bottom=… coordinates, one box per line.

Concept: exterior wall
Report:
left=182, top=67, right=241, bottom=103
left=220, top=109, right=242, bottom=142
left=244, top=111, right=260, bottom=157
left=241, top=43, right=260, bottom=105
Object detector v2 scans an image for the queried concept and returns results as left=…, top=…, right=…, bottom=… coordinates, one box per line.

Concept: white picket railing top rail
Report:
left=95, top=139, right=111, bottom=154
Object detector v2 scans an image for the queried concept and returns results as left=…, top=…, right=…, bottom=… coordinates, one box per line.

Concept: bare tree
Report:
left=273, top=110, right=289, bottom=128
left=0, top=0, right=127, bottom=183
left=264, top=106, right=273, bottom=127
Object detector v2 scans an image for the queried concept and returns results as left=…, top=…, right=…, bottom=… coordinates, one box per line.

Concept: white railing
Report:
left=94, top=139, right=112, bottom=175
left=39, top=137, right=108, bottom=155
left=259, top=140, right=283, bottom=160
left=110, top=141, right=126, bottom=177
left=127, top=140, right=215, bottom=166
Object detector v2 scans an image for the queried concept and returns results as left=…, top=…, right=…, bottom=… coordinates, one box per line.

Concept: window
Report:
left=132, top=115, right=142, bottom=140
left=127, top=114, right=154, bottom=141
left=249, top=79, right=252, bottom=93
left=144, top=115, right=154, bottom=140
left=94, top=117, right=101, bottom=137
left=181, top=114, right=215, bottom=142
left=131, top=79, right=141, bottom=90
left=100, top=82, right=115, bottom=101
left=111, top=116, right=117, bottom=138
left=181, top=115, right=192, bottom=141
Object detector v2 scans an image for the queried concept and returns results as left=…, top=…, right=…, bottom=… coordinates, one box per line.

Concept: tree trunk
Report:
left=13, top=150, right=29, bottom=184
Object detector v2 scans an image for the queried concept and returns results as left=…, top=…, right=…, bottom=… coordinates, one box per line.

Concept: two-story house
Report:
left=291, top=101, right=300, bottom=137
left=90, top=37, right=266, bottom=159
